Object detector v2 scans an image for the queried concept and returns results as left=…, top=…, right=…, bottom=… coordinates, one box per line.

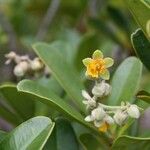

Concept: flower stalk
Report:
left=82, top=50, right=141, bottom=132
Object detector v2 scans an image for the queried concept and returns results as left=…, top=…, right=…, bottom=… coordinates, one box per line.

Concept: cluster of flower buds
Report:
left=5, top=51, right=49, bottom=77
left=82, top=50, right=141, bottom=132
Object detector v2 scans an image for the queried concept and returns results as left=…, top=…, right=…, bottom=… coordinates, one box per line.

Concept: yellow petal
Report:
left=104, top=57, right=114, bottom=68
left=92, top=50, right=103, bottom=59
left=82, top=58, right=92, bottom=66
left=100, top=69, right=110, bottom=80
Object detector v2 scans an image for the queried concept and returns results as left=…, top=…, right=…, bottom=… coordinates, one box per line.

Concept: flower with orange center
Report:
left=82, top=50, right=114, bottom=80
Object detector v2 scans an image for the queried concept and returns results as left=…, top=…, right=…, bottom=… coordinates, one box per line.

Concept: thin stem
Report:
left=36, top=0, right=60, bottom=41
left=99, top=103, right=127, bottom=110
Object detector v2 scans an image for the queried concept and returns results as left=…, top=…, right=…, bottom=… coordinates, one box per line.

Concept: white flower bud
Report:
left=5, top=51, right=16, bottom=59
left=91, top=107, right=106, bottom=121
left=94, top=120, right=103, bottom=127
left=13, top=61, right=29, bottom=77
left=84, top=115, right=94, bottom=122
left=31, top=58, right=44, bottom=71
left=92, top=80, right=111, bottom=97
left=113, top=110, right=128, bottom=126
left=83, top=99, right=96, bottom=110
left=104, top=115, right=114, bottom=125
left=127, top=105, right=140, bottom=119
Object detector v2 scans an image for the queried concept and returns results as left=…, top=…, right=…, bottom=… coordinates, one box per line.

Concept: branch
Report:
left=36, top=0, right=60, bottom=41
left=0, top=11, right=18, bottom=51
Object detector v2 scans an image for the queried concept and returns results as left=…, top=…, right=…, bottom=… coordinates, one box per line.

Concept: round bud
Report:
left=31, top=58, right=44, bottom=71
left=92, top=81, right=111, bottom=97
left=13, top=61, right=29, bottom=77
left=127, top=105, right=140, bottom=119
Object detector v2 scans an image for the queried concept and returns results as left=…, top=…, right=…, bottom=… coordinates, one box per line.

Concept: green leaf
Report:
left=17, top=80, right=97, bottom=133
left=32, top=42, right=85, bottom=112
left=107, top=57, right=142, bottom=105
left=79, top=133, right=108, bottom=150
left=0, top=84, right=35, bottom=120
left=136, top=90, right=150, bottom=104
left=111, top=135, right=150, bottom=150
left=44, top=118, right=79, bottom=150
left=0, top=116, right=55, bottom=150
left=125, top=0, right=150, bottom=39
left=131, top=29, right=150, bottom=70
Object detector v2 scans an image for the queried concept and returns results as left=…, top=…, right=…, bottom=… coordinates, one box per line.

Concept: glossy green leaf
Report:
left=44, top=118, right=79, bottom=150
left=111, top=135, right=150, bottom=150
left=35, top=77, right=64, bottom=115
left=79, top=133, right=108, bottom=150
left=37, top=77, right=63, bottom=96
left=32, top=42, right=85, bottom=112
left=0, top=116, right=55, bottom=150
left=0, top=84, right=35, bottom=120
left=17, top=80, right=97, bottom=133
left=107, top=57, right=142, bottom=105
left=131, top=29, right=150, bottom=70
left=125, top=0, right=150, bottom=39
left=136, top=90, right=150, bottom=104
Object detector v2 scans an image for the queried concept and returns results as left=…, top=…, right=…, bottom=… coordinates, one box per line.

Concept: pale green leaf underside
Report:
left=0, top=116, right=55, bottom=150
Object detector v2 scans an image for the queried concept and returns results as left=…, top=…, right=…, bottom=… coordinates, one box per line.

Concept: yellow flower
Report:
left=82, top=50, right=114, bottom=80
left=98, top=122, right=109, bottom=132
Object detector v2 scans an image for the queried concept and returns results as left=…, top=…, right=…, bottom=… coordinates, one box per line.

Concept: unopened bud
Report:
left=113, top=110, right=128, bottom=126
left=31, top=58, right=44, bottom=71
left=127, top=105, right=140, bottom=119
left=91, top=107, right=106, bottom=121
left=92, top=80, right=111, bottom=97
left=104, top=115, right=114, bottom=125
left=13, top=61, right=29, bottom=77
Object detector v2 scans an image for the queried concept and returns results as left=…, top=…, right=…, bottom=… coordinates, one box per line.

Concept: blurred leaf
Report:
left=17, top=80, right=97, bottom=133
left=131, top=29, right=150, bottom=70
left=111, top=135, right=150, bottom=150
left=0, top=84, right=35, bottom=120
left=32, top=42, right=85, bottom=112
left=0, top=103, right=22, bottom=125
left=107, top=57, right=142, bottom=105
left=79, top=133, right=108, bottom=150
left=89, top=18, right=121, bottom=45
left=136, top=90, right=150, bottom=104
left=0, top=116, right=55, bottom=150
left=0, top=131, right=6, bottom=143
left=107, top=6, right=131, bottom=34
left=125, top=0, right=150, bottom=39
left=44, top=118, right=79, bottom=150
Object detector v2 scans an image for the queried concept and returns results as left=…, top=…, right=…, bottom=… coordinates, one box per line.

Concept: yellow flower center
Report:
left=87, top=59, right=106, bottom=78
left=98, top=122, right=109, bottom=132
